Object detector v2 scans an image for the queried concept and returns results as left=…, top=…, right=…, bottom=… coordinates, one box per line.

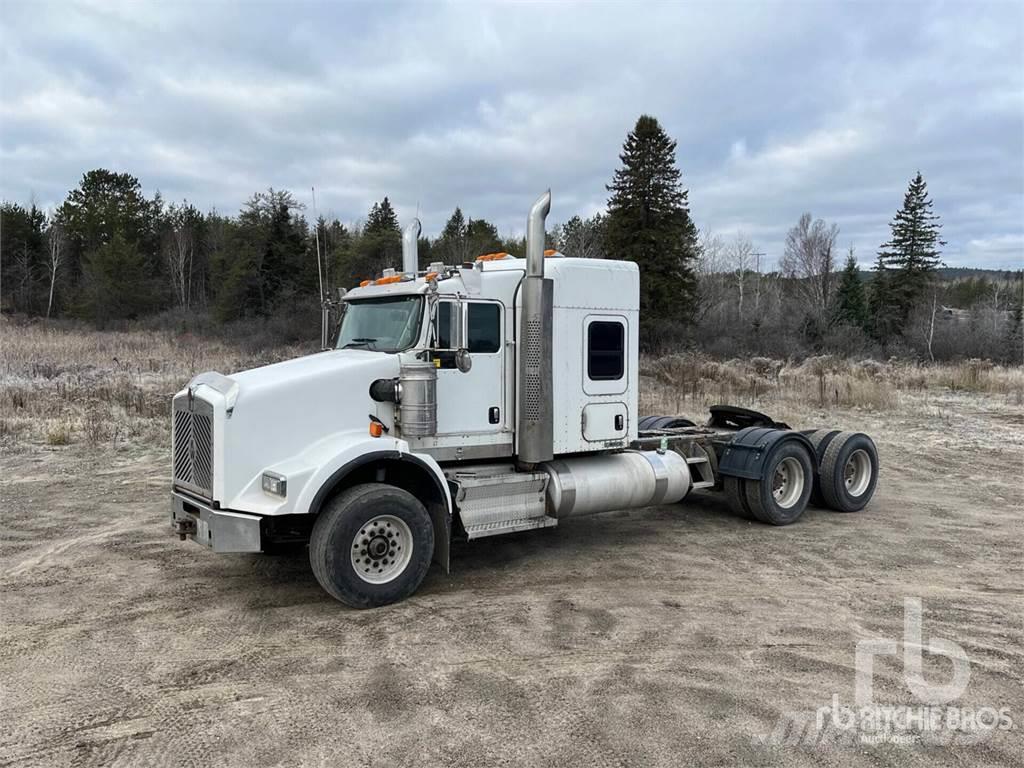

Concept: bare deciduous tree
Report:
left=556, top=214, right=605, bottom=260
left=727, top=233, right=755, bottom=319
left=695, top=230, right=729, bottom=322
left=45, top=219, right=64, bottom=319
left=164, top=203, right=197, bottom=309
left=926, top=291, right=938, bottom=362
left=780, top=213, right=839, bottom=328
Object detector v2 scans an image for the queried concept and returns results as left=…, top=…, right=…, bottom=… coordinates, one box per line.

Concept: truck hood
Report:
left=209, top=349, right=402, bottom=506
left=228, top=349, right=399, bottom=398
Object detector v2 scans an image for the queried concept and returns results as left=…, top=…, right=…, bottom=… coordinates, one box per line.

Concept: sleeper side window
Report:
left=587, top=321, right=624, bottom=380
left=467, top=303, right=501, bottom=354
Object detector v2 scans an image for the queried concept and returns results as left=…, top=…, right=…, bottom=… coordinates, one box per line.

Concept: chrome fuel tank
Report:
left=542, top=449, right=691, bottom=518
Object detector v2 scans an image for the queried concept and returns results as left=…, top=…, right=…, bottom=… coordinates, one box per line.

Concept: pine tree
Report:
left=440, top=207, right=466, bottom=241
left=604, top=115, right=699, bottom=341
left=834, top=249, right=868, bottom=330
left=877, top=171, right=945, bottom=325
left=466, top=218, right=501, bottom=257
left=364, top=196, right=400, bottom=236
left=76, top=233, right=156, bottom=324
left=355, top=197, right=401, bottom=279
left=867, top=251, right=898, bottom=342
left=435, top=207, right=469, bottom=263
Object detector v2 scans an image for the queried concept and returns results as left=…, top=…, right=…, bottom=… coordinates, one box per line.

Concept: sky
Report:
left=1, top=0, right=1022, bottom=269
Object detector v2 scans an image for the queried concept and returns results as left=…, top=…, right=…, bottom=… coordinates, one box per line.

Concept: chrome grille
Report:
left=172, top=394, right=214, bottom=499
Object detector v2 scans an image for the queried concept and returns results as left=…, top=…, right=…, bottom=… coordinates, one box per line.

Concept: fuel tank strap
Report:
left=639, top=450, right=671, bottom=506
left=546, top=459, right=576, bottom=516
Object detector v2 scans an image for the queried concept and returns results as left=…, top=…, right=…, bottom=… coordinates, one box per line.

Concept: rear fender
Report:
left=717, top=427, right=814, bottom=481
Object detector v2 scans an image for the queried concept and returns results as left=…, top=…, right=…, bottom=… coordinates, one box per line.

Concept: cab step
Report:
left=447, top=464, right=557, bottom=540
left=463, top=515, right=558, bottom=539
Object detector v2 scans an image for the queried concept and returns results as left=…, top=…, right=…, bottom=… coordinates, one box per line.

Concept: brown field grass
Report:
left=0, top=322, right=311, bottom=448
left=641, top=352, right=1024, bottom=426
left=2, top=323, right=1022, bottom=449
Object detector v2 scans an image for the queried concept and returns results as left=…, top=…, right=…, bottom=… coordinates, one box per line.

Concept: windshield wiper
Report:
left=342, top=338, right=378, bottom=349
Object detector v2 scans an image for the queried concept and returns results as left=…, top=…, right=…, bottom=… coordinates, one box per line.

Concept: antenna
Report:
left=312, top=186, right=325, bottom=304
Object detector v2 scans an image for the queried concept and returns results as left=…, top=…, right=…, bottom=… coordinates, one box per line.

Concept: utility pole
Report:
left=753, top=251, right=766, bottom=316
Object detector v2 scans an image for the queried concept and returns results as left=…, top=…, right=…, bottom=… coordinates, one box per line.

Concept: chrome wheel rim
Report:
left=844, top=449, right=872, bottom=497
left=772, top=457, right=804, bottom=509
left=351, top=515, right=413, bottom=584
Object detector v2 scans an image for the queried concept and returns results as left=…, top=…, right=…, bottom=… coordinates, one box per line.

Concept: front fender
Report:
left=225, top=431, right=451, bottom=519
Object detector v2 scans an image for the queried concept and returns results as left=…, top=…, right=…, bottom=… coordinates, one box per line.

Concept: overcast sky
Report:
left=1, top=0, right=1022, bottom=269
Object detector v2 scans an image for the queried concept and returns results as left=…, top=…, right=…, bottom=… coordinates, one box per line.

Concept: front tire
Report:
left=310, top=483, right=434, bottom=608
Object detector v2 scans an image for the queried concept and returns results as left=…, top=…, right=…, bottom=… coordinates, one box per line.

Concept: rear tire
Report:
left=309, top=483, right=434, bottom=608
left=743, top=441, right=814, bottom=525
left=806, top=429, right=841, bottom=507
left=819, top=432, right=879, bottom=512
left=724, top=476, right=758, bottom=521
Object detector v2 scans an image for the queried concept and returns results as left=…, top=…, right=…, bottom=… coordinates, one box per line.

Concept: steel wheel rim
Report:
left=844, top=449, right=872, bottom=497
left=351, top=515, right=413, bottom=584
left=772, top=457, right=804, bottom=509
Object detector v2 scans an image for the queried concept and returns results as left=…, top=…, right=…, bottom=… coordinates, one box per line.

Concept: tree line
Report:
left=0, top=173, right=532, bottom=329
left=1, top=116, right=1020, bottom=361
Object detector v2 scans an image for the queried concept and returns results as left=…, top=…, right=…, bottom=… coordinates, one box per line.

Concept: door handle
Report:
left=614, top=414, right=624, bottom=431
left=489, top=407, right=500, bottom=424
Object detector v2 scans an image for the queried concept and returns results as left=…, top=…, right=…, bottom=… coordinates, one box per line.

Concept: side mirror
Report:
left=455, top=349, right=473, bottom=373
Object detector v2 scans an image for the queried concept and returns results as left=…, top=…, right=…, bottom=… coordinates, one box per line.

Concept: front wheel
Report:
left=309, top=483, right=434, bottom=608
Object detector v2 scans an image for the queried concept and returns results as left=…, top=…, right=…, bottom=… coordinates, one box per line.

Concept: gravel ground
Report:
left=1, top=391, right=1022, bottom=767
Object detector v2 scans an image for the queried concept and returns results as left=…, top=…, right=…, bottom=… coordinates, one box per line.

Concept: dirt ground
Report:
left=2, top=389, right=1022, bottom=767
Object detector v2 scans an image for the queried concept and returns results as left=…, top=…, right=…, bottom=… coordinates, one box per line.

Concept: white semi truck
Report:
left=171, top=191, right=879, bottom=608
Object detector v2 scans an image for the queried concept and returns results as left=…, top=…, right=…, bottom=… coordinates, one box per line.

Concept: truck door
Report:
left=435, top=300, right=506, bottom=435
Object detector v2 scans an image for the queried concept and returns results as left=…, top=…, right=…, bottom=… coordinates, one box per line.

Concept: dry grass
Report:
left=2, top=322, right=1022, bottom=450
left=0, top=322, right=311, bottom=450
left=640, top=352, right=1024, bottom=426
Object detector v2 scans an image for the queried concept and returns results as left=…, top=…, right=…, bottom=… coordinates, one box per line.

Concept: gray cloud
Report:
left=1, top=0, right=1021, bottom=268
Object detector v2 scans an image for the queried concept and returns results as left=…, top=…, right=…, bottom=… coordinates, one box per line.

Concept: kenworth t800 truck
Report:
left=170, top=191, right=879, bottom=608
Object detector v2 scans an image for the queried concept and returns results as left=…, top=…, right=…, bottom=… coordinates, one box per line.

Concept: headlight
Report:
left=261, top=471, right=287, bottom=497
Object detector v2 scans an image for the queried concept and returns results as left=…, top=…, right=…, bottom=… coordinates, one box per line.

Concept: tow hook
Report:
left=173, top=518, right=197, bottom=540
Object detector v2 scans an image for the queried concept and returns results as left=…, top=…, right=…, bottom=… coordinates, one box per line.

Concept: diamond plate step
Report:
left=447, top=464, right=555, bottom=540
left=463, top=515, right=558, bottom=539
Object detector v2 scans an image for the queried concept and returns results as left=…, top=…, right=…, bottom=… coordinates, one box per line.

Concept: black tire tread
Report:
left=807, top=429, right=840, bottom=507
left=743, top=441, right=814, bottom=526
left=819, top=431, right=879, bottom=513
left=724, top=476, right=759, bottom=521
left=309, top=483, right=433, bottom=608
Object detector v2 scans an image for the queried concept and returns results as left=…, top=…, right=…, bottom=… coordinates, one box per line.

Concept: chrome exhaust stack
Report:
left=517, top=190, right=553, bottom=466
left=402, top=219, right=421, bottom=275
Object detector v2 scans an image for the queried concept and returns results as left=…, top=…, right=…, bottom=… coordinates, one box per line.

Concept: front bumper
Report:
left=171, top=490, right=262, bottom=553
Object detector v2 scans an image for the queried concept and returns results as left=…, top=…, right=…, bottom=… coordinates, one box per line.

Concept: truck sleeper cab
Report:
left=171, top=191, right=880, bottom=608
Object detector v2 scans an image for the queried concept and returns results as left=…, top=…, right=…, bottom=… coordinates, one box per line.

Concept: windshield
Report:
left=336, top=295, right=423, bottom=352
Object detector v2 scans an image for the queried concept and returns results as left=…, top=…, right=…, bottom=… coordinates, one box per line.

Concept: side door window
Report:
left=467, top=302, right=501, bottom=353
